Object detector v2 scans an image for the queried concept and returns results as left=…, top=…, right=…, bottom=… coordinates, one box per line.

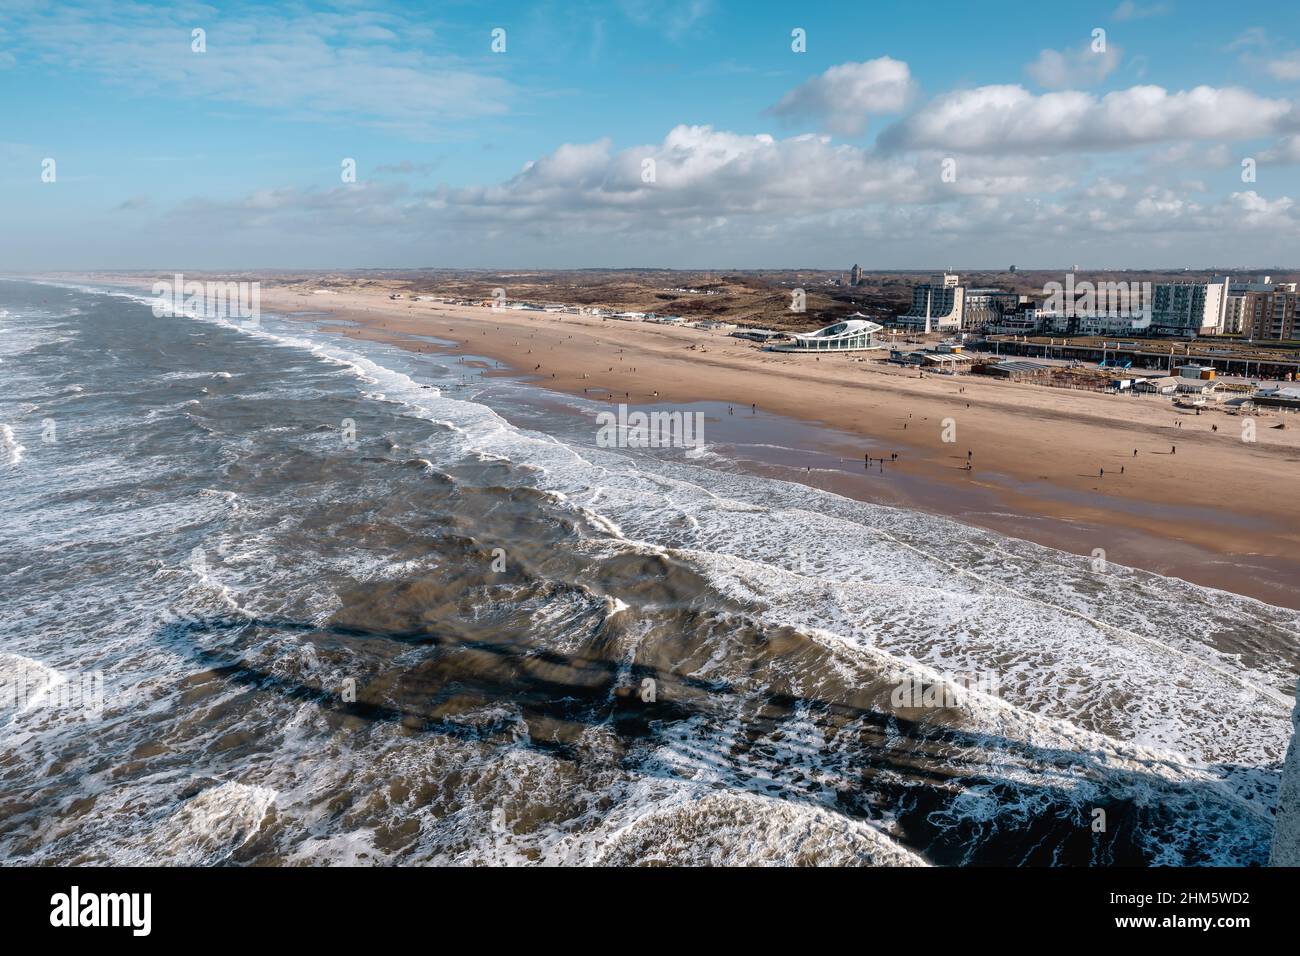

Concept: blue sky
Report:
left=3, top=0, right=1300, bottom=269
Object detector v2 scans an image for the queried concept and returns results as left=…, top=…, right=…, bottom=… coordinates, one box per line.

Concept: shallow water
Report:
left=1, top=279, right=1296, bottom=865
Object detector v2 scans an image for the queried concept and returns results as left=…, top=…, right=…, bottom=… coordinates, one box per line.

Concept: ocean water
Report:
left=1, top=278, right=1297, bottom=866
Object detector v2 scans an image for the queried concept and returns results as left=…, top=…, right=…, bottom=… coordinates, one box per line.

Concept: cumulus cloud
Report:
left=880, top=83, right=1297, bottom=154
left=767, top=58, right=916, bottom=136
left=1085, top=178, right=1128, bottom=200
left=1226, top=189, right=1297, bottom=227
left=162, top=118, right=1299, bottom=261
left=1025, top=42, right=1122, bottom=89
left=1144, top=142, right=1234, bottom=168
left=438, top=124, right=928, bottom=224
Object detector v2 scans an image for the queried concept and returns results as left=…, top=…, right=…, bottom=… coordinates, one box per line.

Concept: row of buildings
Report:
left=886, top=273, right=1300, bottom=341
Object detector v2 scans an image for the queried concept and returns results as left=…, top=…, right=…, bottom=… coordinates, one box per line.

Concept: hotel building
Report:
left=896, top=274, right=965, bottom=332
left=962, top=288, right=1025, bottom=333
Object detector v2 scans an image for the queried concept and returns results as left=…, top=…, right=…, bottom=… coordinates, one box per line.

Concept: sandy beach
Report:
left=66, top=274, right=1300, bottom=607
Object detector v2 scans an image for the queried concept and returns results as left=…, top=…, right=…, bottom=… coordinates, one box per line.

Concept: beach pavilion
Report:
left=770, top=316, right=884, bottom=352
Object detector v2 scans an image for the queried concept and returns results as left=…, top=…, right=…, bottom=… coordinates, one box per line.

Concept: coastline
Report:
left=49, top=273, right=1300, bottom=609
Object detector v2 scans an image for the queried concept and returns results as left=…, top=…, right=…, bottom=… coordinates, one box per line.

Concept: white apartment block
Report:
left=1149, top=277, right=1229, bottom=337
left=896, top=273, right=965, bottom=332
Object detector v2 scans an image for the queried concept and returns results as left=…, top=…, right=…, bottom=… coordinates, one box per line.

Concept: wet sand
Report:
left=65, top=274, right=1300, bottom=608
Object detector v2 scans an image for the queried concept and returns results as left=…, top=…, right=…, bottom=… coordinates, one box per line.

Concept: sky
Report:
left=3, top=0, right=1300, bottom=270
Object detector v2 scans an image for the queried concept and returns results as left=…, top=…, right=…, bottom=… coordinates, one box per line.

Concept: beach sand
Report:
left=70, top=274, right=1300, bottom=608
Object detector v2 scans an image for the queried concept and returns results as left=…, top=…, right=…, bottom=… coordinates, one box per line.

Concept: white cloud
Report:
left=1265, top=51, right=1300, bottom=81
left=880, top=84, right=1297, bottom=154
left=1226, top=189, right=1297, bottom=227
left=441, top=125, right=927, bottom=223
left=1085, top=178, right=1128, bottom=200
left=1026, top=42, right=1122, bottom=89
left=1112, top=2, right=1172, bottom=21
left=8, top=5, right=513, bottom=134
left=1145, top=142, right=1234, bottom=168
left=1225, top=27, right=1300, bottom=81
left=1227, top=28, right=1270, bottom=53
left=767, top=58, right=916, bottom=136
left=1260, top=135, right=1300, bottom=164
left=374, top=160, right=443, bottom=176
left=618, top=0, right=714, bottom=40
left=160, top=120, right=1300, bottom=265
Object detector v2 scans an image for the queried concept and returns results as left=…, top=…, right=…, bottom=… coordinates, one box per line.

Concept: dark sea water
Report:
left=1, top=278, right=1297, bottom=865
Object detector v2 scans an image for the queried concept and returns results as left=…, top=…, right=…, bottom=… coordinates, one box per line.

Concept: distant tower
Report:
left=850, top=263, right=863, bottom=287
left=1009, top=265, right=1017, bottom=273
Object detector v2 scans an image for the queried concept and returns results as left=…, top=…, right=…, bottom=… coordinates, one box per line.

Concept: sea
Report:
left=1, top=277, right=1297, bottom=866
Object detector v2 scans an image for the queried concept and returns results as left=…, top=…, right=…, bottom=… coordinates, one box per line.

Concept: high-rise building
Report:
left=1244, top=289, right=1300, bottom=341
left=1225, top=276, right=1296, bottom=335
left=1149, top=278, right=1230, bottom=337
left=849, top=263, right=863, bottom=287
left=896, top=274, right=964, bottom=332
left=962, top=289, right=1024, bottom=332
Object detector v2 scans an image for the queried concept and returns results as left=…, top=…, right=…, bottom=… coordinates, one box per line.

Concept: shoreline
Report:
left=44, top=273, right=1300, bottom=609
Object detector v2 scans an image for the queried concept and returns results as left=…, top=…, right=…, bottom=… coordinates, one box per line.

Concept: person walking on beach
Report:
left=1099, top=467, right=1104, bottom=477
left=1120, top=465, right=1124, bottom=475
left=1133, top=448, right=1138, bottom=457
left=1171, top=445, right=1176, bottom=454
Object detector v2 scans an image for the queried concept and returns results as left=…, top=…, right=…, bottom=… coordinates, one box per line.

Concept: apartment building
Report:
left=1149, top=278, right=1230, bottom=337
left=896, top=273, right=965, bottom=332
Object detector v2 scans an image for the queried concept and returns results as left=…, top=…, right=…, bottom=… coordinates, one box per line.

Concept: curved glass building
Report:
left=770, top=316, right=884, bottom=352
